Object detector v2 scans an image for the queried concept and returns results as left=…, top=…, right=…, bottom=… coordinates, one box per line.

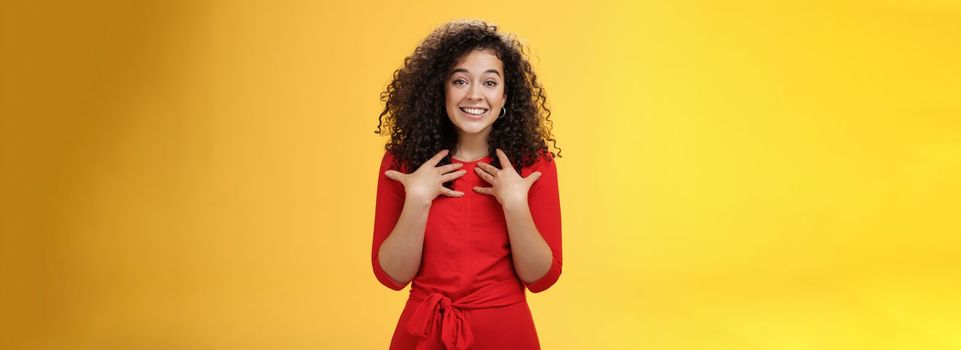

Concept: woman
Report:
left=372, top=19, right=562, bottom=350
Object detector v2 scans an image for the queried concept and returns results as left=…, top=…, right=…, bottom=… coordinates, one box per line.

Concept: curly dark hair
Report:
left=375, top=19, right=561, bottom=188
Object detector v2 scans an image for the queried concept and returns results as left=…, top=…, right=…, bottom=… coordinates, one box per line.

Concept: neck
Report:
left=453, top=132, right=490, bottom=161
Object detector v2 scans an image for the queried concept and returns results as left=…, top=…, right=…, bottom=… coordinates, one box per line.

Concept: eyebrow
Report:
left=450, top=68, right=501, bottom=77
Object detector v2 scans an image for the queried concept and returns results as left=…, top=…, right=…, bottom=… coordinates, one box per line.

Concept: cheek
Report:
left=488, top=89, right=506, bottom=105
left=445, top=91, right=459, bottom=119
left=445, top=87, right=463, bottom=105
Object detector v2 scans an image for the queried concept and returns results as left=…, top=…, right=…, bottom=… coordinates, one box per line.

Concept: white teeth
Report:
left=460, top=107, right=487, bottom=116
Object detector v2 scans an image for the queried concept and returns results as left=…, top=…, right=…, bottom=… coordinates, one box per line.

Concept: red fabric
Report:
left=372, top=150, right=562, bottom=349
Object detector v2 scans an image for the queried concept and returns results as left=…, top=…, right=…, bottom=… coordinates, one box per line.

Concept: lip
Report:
left=459, top=107, right=488, bottom=120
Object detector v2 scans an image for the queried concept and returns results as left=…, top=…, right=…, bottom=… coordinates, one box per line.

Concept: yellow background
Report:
left=2, top=0, right=959, bottom=349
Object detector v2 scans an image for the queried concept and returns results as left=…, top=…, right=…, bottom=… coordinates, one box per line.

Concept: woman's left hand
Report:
left=473, top=149, right=542, bottom=209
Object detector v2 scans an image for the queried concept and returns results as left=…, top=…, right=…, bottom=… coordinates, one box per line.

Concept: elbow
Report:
left=376, top=273, right=409, bottom=291
left=524, top=257, right=562, bottom=293
left=377, top=276, right=409, bottom=291
left=372, top=255, right=409, bottom=291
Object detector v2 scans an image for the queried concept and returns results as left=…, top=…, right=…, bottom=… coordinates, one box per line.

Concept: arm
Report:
left=472, top=150, right=563, bottom=293
left=372, top=150, right=466, bottom=290
left=508, top=157, right=562, bottom=293
left=503, top=201, right=553, bottom=284
left=372, top=152, right=424, bottom=290
left=377, top=194, right=432, bottom=288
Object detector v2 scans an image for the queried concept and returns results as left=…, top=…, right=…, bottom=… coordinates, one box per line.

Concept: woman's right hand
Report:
left=384, top=149, right=467, bottom=203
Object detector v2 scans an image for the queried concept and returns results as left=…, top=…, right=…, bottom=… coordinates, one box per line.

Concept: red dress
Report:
left=372, top=150, right=563, bottom=350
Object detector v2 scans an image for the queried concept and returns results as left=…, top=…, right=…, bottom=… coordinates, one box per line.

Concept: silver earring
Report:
left=499, top=106, right=508, bottom=118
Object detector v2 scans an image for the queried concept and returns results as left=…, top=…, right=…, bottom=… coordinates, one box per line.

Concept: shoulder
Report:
left=380, top=149, right=394, bottom=162
left=378, top=150, right=392, bottom=169
left=521, top=150, right=557, bottom=177
left=523, top=150, right=559, bottom=196
left=379, top=149, right=401, bottom=170
left=380, top=149, right=415, bottom=174
left=377, top=150, right=407, bottom=197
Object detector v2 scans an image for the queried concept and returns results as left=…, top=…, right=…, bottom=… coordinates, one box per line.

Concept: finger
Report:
left=440, top=169, right=467, bottom=182
left=384, top=170, right=405, bottom=182
left=440, top=187, right=465, bottom=197
left=426, top=149, right=450, bottom=167
left=526, top=171, right=542, bottom=184
left=476, top=162, right=500, bottom=175
left=437, top=162, right=464, bottom=173
left=474, top=166, right=495, bottom=184
left=495, top=148, right=513, bottom=170
left=472, top=186, right=494, bottom=195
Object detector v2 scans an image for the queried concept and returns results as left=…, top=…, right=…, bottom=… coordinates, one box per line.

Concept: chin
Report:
left=456, top=127, right=483, bottom=135
left=451, top=123, right=492, bottom=136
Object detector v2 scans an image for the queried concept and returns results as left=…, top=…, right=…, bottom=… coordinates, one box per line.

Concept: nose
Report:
left=466, top=84, right=483, bottom=100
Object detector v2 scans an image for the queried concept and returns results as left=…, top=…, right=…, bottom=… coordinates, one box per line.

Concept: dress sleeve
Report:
left=523, top=154, right=563, bottom=293
left=371, top=150, right=409, bottom=291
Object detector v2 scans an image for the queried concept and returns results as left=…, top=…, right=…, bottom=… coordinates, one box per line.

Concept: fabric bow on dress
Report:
left=407, top=292, right=475, bottom=350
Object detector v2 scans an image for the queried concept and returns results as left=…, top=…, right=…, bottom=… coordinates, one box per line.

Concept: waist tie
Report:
left=407, top=292, right=474, bottom=350
left=406, top=288, right=526, bottom=350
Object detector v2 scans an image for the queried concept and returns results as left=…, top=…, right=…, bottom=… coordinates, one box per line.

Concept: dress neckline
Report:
left=451, top=154, right=492, bottom=163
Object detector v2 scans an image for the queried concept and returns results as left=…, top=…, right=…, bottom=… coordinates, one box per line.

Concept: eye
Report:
left=453, top=78, right=467, bottom=86
left=484, top=81, right=498, bottom=87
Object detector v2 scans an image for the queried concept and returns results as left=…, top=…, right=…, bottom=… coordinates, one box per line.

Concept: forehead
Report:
left=450, top=49, right=503, bottom=75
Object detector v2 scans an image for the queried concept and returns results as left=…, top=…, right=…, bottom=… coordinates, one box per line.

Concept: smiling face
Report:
left=445, top=49, right=507, bottom=139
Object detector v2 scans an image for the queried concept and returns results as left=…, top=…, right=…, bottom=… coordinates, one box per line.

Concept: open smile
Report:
left=459, top=107, right=488, bottom=119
